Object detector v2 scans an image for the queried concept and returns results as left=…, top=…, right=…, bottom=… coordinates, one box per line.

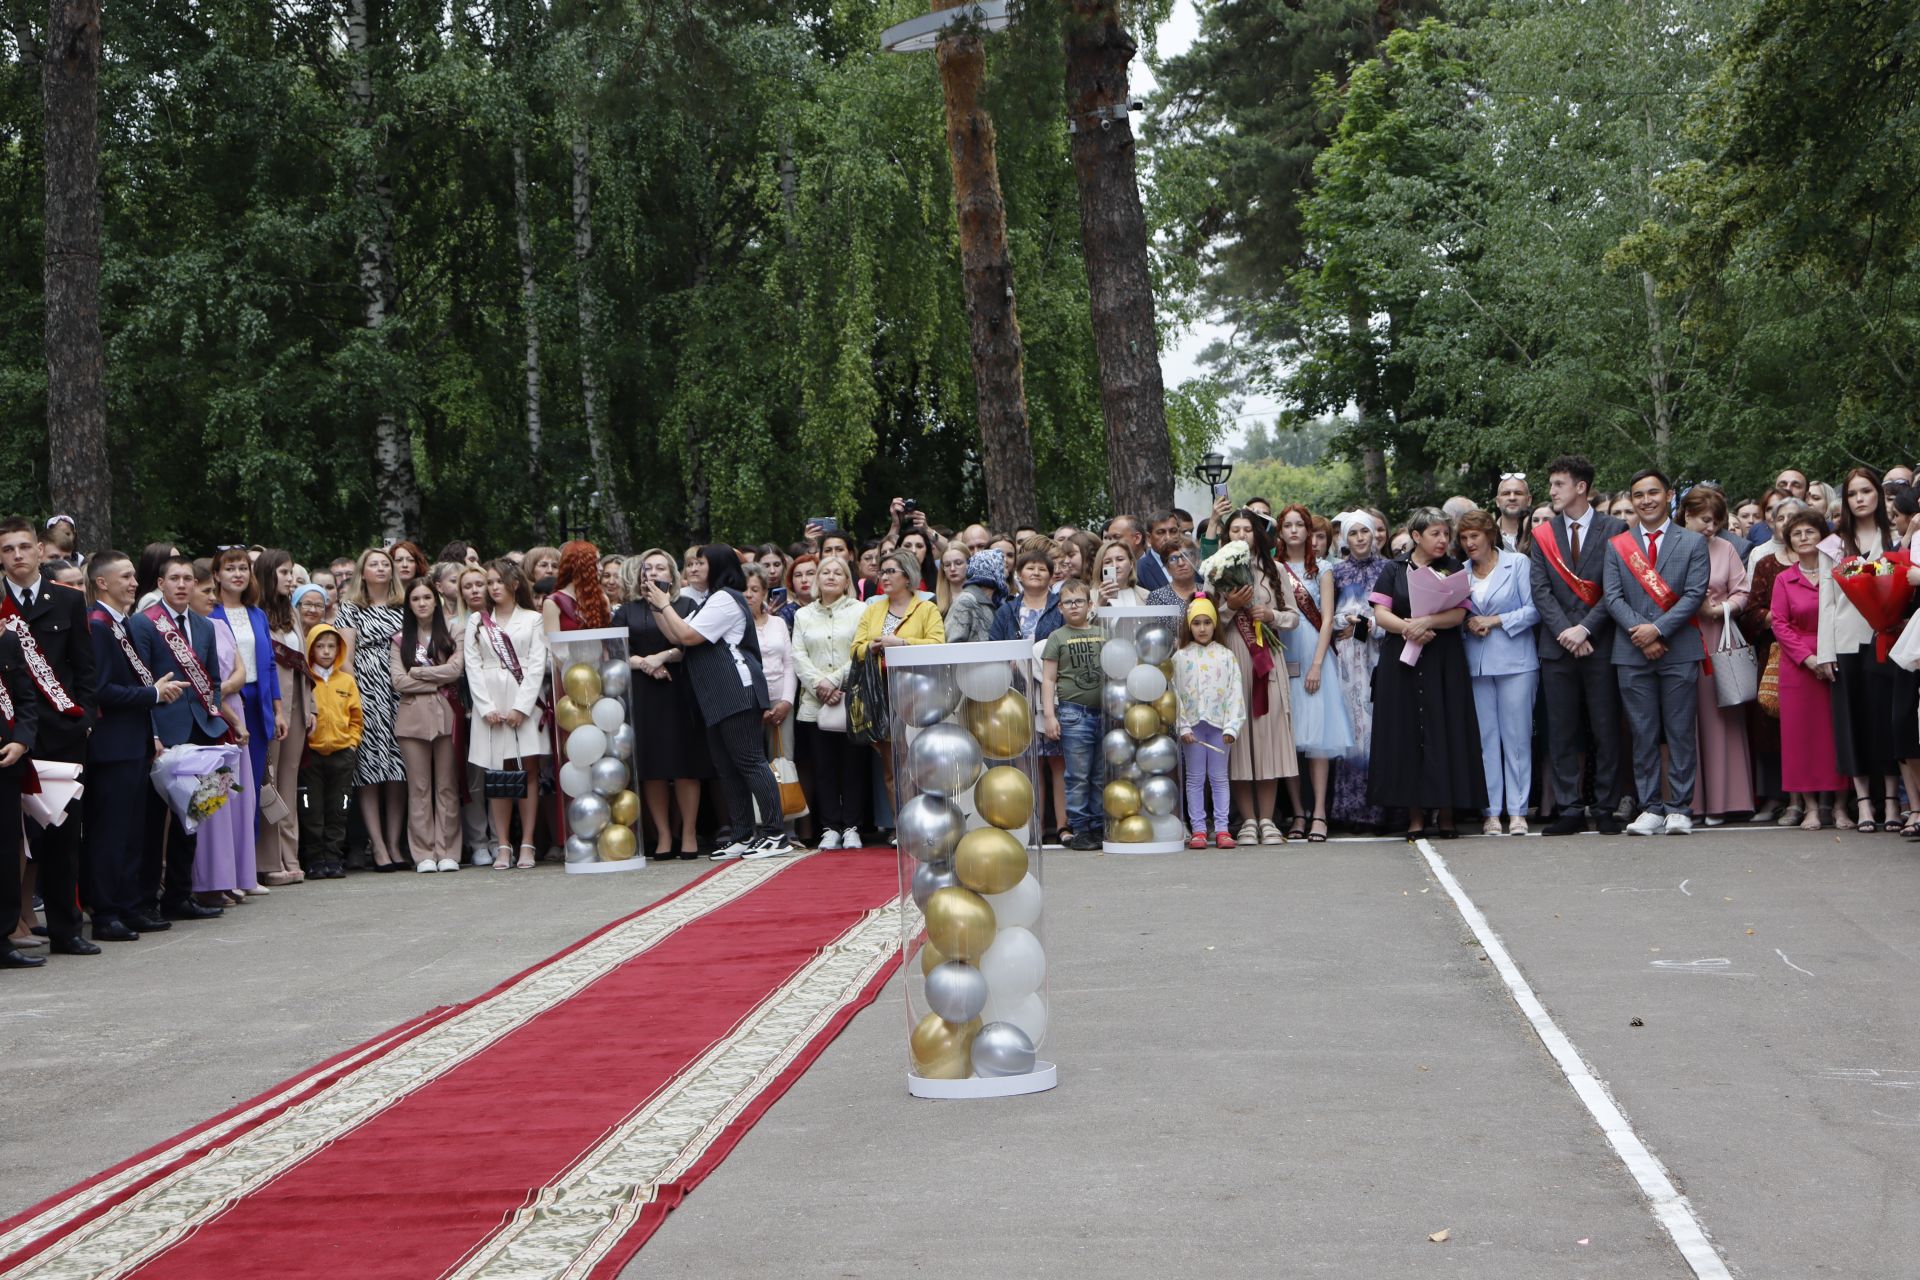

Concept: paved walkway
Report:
left=7, top=828, right=1918, bottom=1278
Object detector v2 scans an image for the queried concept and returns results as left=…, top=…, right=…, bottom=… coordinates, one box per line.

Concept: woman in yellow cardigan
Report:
left=852, top=550, right=945, bottom=804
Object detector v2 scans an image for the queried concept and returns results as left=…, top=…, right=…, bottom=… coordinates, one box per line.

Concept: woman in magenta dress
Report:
left=1681, top=487, right=1754, bottom=820
left=1771, top=510, right=1845, bottom=828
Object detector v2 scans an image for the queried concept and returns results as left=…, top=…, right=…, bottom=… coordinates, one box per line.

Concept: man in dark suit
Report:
left=140, top=554, right=230, bottom=920
left=1531, top=456, right=1629, bottom=836
left=0, top=516, right=98, bottom=956
left=85, top=551, right=186, bottom=940
left=0, top=621, right=41, bottom=968
left=1603, top=469, right=1711, bottom=836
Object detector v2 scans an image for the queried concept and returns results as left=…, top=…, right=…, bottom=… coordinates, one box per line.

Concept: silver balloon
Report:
left=912, top=858, right=959, bottom=907
left=898, top=794, right=966, bottom=864
left=896, top=671, right=962, bottom=728
left=564, top=833, right=600, bottom=864
left=1140, top=774, right=1180, bottom=816
left=610, top=723, right=635, bottom=761
left=1149, top=811, right=1187, bottom=843
left=1102, top=728, right=1136, bottom=769
left=1135, top=623, right=1177, bottom=666
left=1135, top=734, right=1180, bottom=777
left=970, top=1021, right=1037, bottom=1078
left=568, top=794, right=611, bottom=838
left=1102, top=681, right=1131, bottom=721
left=599, top=659, right=631, bottom=699
left=925, top=961, right=990, bottom=1023
left=907, top=723, right=984, bottom=796
left=589, top=756, right=630, bottom=796
left=1120, top=760, right=1144, bottom=782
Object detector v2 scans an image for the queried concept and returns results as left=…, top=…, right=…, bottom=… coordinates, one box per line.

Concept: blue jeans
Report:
left=1058, top=702, right=1104, bottom=836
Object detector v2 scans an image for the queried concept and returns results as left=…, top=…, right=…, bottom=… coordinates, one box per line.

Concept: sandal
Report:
left=1308, top=817, right=1329, bottom=843
left=492, top=844, right=512, bottom=871
left=1285, top=817, right=1309, bottom=842
left=1236, top=820, right=1259, bottom=847
left=1902, top=816, right=1920, bottom=840
left=516, top=843, right=537, bottom=870
left=1800, top=809, right=1822, bottom=832
left=1777, top=804, right=1804, bottom=828
left=1857, top=818, right=1879, bottom=834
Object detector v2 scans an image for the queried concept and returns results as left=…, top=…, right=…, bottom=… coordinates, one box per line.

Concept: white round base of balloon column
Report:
left=565, top=855, right=650, bottom=875
left=907, top=1061, right=1057, bottom=1100
left=1101, top=838, right=1187, bottom=855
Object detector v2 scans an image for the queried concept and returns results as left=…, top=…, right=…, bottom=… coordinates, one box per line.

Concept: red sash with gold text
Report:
left=0, top=594, right=84, bottom=718
left=1537, top=524, right=1602, bottom=607
left=1609, top=531, right=1711, bottom=673
left=142, top=604, right=229, bottom=728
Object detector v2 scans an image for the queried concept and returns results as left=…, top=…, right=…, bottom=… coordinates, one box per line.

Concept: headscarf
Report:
left=291, top=583, right=328, bottom=610
left=966, top=549, right=1006, bottom=591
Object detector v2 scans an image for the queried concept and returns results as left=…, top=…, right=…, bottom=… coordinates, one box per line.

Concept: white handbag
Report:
left=816, top=695, right=848, bottom=732
left=1890, top=610, right=1920, bottom=672
left=1711, top=602, right=1758, bottom=708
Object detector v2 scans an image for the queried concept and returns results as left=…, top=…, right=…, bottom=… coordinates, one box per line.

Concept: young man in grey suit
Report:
left=1603, top=469, right=1710, bottom=835
left=1531, top=456, right=1629, bottom=835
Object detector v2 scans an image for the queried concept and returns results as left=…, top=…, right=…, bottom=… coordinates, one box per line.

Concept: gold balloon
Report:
left=1112, top=813, right=1154, bottom=843
left=555, top=696, right=592, bottom=732
left=955, top=827, right=1029, bottom=896
left=562, top=662, right=602, bottom=705
left=1153, top=690, right=1178, bottom=729
left=973, top=765, right=1034, bottom=831
left=1123, top=702, right=1159, bottom=741
left=920, top=939, right=947, bottom=976
left=1160, top=660, right=1174, bottom=679
left=963, top=690, right=1033, bottom=760
left=1103, top=778, right=1143, bottom=820
left=923, top=886, right=996, bottom=962
left=609, top=789, right=641, bottom=826
left=910, top=1012, right=981, bottom=1080
left=596, top=824, right=638, bottom=861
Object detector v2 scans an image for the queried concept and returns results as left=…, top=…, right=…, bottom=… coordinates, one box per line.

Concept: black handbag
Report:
left=849, top=650, right=891, bottom=746
left=484, top=761, right=529, bottom=799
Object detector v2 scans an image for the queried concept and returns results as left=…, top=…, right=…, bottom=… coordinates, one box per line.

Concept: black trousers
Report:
left=83, top=755, right=150, bottom=927
left=27, top=742, right=84, bottom=941
left=300, top=749, right=357, bottom=865
left=1542, top=653, right=1622, bottom=814
left=0, top=765, right=26, bottom=939
left=797, top=719, right=870, bottom=832
left=706, top=709, right=783, bottom=842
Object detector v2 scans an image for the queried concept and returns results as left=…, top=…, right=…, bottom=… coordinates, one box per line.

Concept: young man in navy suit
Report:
left=0, top=516, right=97, bottom=956
left=0, top=620, right=41, bottom=968
left=140, top=555, right=230, bottom=920
left=85, top=551, right=185, bottom=940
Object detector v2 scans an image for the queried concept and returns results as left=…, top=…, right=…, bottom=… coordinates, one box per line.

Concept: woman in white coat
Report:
left=1458, top=510, right=1541, bottom=835
left=466, top=558, right=549, bottom=869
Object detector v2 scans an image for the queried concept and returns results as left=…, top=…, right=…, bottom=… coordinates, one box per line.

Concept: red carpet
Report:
left=0, top=851, right=905, bottom=1280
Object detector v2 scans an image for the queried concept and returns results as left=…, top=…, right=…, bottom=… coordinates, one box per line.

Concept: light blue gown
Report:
left=1278, top=564, right=1355, bottom=759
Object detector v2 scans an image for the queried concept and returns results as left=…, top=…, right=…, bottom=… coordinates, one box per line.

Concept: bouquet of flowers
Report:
left=1834, top=554, right=1915, bottom=662
left=1200, top=539, right=1255, bottom=595
left=150, top=742, right=242, bottom=834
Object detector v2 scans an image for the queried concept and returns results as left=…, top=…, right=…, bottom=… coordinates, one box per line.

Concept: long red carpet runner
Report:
left=1, top=851, right=905, bottom=1280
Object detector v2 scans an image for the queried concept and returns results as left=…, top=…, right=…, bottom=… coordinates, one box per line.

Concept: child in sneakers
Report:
left=300, top=624, right=363, bottom=878
left=1173, top=596, right=1245, bottom=847
left=1040, top=580, right=1105, bottom=849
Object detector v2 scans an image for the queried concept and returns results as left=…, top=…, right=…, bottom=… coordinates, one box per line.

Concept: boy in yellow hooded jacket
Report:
left=299, top=624, right=362, bottom=878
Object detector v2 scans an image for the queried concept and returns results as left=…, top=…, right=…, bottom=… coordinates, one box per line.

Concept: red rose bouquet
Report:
left=1834, top=553, right=1915, bottom=661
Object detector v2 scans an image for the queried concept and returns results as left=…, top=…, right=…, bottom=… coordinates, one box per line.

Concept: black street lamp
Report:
left=1194, top=451, right=1233, bottom=489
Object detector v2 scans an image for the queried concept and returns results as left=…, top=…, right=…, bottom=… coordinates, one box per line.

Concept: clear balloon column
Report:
left=889, top=640, right=1057, bottom=1100
left=550, top=627, right=645, bottom=874
left=1099, top=605, right=1186, bottom=853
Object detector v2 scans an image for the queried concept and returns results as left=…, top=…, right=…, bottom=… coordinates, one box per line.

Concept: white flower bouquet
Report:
left=1199, top=539, right=1254, bottom=594
left=150, top=742, right=242, bottom=834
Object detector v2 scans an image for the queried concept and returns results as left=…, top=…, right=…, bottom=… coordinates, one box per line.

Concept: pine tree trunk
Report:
left=934, top=10, right=1038, bottom=534
left=347, top=0, right=420, bottom=542
left=570, top=120, right=632, bottom=550
left=43, top=0, right=109, bottom=553
left=1347, top=299, right=1389, bottom=509
left=1063, top=0, right=1173, bottom=520
left=513, top=133, right=548, bottom=540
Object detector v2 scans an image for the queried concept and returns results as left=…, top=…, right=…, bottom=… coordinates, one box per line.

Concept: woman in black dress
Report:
left=620, top=550, right=713, bottom=858
left=1367, top=507, right=1486, bottom=838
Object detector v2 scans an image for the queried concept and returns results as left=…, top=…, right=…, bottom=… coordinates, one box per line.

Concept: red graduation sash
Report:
left=1608, top=531, right=1711, bottom=673
left=90, top=605, right=156, bottom=687
left=1537, top=523, right=1602, bottom=607
left=0, top=593, right=84, bottom=718
left=142, top=603, right=229, bottom=727
left=1282, top=562, right=1323, bottom=632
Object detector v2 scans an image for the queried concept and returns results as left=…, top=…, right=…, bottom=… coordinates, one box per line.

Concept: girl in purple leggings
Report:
left=1172, top=597, right=1246, bottom=848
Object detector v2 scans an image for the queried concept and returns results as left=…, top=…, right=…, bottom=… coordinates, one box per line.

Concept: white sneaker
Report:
left=436, top=858, right=460, bottom=873
left=1664, top=813, right=1694, bottom=835
left=416, top=860, right=437, bottom=873
left=817, top=829, right=842, bottom=850
left=1626, top=811, right=1667, bottom=836
left=1482, top=817, right=1505, bottom=837
left=710, top=839, right=755, bottom=861
left=742, top=834, right=794, bottom=861
left=1507, top=816, right=1528, bottom=836
left=471, top=848, right=493, bottom=867
left=840, top=828, right=863, bottom=849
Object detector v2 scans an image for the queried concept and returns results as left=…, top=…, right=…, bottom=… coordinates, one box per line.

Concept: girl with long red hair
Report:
left=1274, top=503, right=1351, bottom=841
left=543, top=540, right=612, bottom=633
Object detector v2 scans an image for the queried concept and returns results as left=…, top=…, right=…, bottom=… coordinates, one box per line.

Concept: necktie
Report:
left=20, top=587, right=32, bottom=611
left=1569, top=520, right=1581, bottom=563
left=1646, top=529, right=1661, bottom=569
left=177, top=612, right=189, bottom=633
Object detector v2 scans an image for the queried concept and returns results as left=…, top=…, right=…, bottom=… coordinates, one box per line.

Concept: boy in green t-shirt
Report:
left=1042, top=581, right=1106, bottom=849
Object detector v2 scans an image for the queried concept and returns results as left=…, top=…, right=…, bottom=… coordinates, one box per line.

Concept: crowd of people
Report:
left=6, top=454, right=1917, bottom=969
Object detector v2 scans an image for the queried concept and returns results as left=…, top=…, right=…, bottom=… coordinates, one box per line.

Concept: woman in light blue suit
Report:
left=1458, top=511, right=1540, bottom=835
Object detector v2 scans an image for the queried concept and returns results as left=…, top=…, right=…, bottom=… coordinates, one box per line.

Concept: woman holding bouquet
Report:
left=1823, top=467, right=1905, bottom=831
left=1211, top=509, right=1299, bottom=846
left=191, top=561, right=258, bottom=904
left=1367, top=508, right=1486, bottom=838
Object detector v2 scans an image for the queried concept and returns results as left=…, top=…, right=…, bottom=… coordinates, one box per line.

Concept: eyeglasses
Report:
left=1166, top=551, right=1193, bottom=564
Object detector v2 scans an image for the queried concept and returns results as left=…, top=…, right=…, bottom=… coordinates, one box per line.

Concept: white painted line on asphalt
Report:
left=1678, top=879, right=1692, bottom=896
left=1414, top=837, right=1733, bottom=1280
left=1776, top=949, right=1815, bottom=977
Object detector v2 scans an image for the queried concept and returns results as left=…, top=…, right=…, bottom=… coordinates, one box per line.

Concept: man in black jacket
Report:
left=0, top=516, right=98, bottom=955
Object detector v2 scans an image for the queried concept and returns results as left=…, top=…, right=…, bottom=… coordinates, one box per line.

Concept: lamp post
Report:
left=880, top=3, right=1038, bottom=533
left=1194, top=452, right=1233, bottom=491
